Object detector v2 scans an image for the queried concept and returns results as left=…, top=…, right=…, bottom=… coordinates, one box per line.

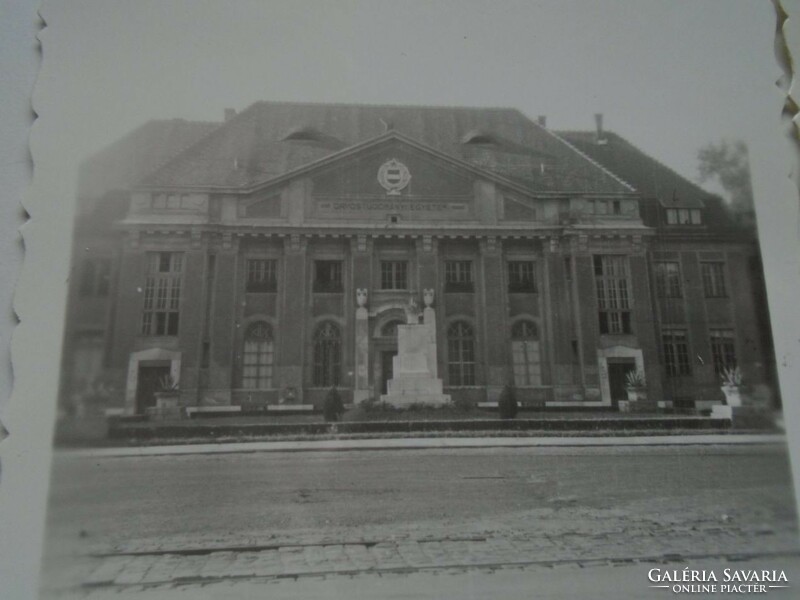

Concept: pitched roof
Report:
left=140, top=101, right=634, bottom=194
left=557, top=130, right=743, bottom=231
left=77, top=119, right=220, bottom=200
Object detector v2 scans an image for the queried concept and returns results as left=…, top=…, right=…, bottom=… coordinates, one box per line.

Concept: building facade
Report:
left=59, top=102, right=775, bottom=416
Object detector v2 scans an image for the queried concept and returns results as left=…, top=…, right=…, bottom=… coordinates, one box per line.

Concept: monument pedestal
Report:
left=381, top=311, right=450, bottom=407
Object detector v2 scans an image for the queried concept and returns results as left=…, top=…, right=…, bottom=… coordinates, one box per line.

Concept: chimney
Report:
left=537, top=115, right=547, bottom=128
left=594, top=113, right=605, bottom=143
left=224, top=108, right=236, bottom=122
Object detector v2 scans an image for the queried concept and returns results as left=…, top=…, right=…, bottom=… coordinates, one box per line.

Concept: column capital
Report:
left=284, top=233, right=307, bottom=254
left=350, top=233, right=373, bottom=254
left=415, top=234, right=437, bottom=254
left=479, top=235, right=501, bottom=256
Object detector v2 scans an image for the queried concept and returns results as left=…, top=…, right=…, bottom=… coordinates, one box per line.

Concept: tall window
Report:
left=654, top=261, right=682, bottom=298
left=594, top=255, right=632, bottom=334
left=313, top=322, right=341, bottom=386
left=141, top=252, right=183, bottom=336
left=242, top=322, right=274, bottom=389
left=80, top=258, right=112, bottom=297
left=701, top=262, right=727, bottom=297
left=314, top=261, right=343, bottom=293
left=380, top=261, right=408, bottom=290
left=511, top=320, right=541, bottom=386
left=447, top=321, right=475, bottom=386
left=508, top=261, right=537, bottom=293
left=445, top=261, right=474, bottom=292
left=246, top=259, right=277, bottom=292
left=710, top=329, right=737, bottom=376
left=663, top=329, right=691, bottom=376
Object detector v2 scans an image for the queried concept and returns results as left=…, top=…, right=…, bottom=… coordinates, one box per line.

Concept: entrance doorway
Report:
left=136, top=364, right=171, bottom=413
left=607, top=359, right=636, bottom=405
left=380, top=351, right=395, bottom=394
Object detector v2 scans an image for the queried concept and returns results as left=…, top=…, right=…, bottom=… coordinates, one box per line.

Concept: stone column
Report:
left=279, top=233, right=307, bottom=402
left=423, top=290, right=438, bottom=378
left=351, top=235, right=373, bottom=402
left=354, top=289, right=370, bottom=403
left=479, top=236, right=508, bottom=400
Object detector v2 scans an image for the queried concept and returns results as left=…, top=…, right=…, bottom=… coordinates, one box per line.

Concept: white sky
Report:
left=38, top=0, right=783, bottom=200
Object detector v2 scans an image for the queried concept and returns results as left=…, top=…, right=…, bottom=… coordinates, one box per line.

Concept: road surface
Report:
left=40, top=443, right=800, bottom=598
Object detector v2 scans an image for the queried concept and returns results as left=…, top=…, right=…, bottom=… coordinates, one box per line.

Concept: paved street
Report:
left=40, top=443, right=800, bottom=598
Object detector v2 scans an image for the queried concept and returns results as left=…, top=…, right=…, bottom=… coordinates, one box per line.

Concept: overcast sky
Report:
left=37, top=0, right=784, bottom=202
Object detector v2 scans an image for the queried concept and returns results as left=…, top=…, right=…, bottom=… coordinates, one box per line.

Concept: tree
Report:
left=697, top=140, right=754, bottom=215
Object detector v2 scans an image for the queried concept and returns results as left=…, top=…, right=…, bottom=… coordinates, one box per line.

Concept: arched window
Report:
left=511, top=320, right=541, bottom=386
left=447, top=321, right=475, bottom=386
left=313, top=321, right=341, bottom=386
left=242, top=322, right=274, bottom=389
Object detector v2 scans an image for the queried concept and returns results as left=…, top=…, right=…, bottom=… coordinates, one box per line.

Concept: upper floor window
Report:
left=710, top=329, right=737, bottom=376
left=701, top=262, right=727, bottom=297
left=666, top=208, right=702, bottom=225
left=79, top=257, right=112, bottom=297
left=141, top=252, right=183, bottom=336
left=445, top=261, right=474, bottom=293
left=594, top=255, right=632, bottom=335
left=663, top=328, right=691, bottom=376
left=314, top=260, right=343, bottom=293
left=380, top=261, right=408, bottom=290
left=246, top=259, right=277, bottom=293
left=508, top=261, right=537, bottom=293
left=654, top=261, right=682, bottom=298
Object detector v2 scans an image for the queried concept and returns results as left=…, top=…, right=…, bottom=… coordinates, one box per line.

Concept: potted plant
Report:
left=154, top=374, right=181, bottom=410
left=625, top=369, right=647, bottom=401
left=720, top=366, right=742, bottom=407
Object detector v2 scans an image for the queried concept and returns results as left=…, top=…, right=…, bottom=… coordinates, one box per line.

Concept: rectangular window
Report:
left=666, top=207, right=702, bottom=225
left=314, top=260, right=343, bottom=293
left=690, top=209, right=702, bottom=224
left=141, top=252, right=183, bottom=336
left=508, top=261, right=537, bottom=293
left=380, top=261, right=408, bottom=290
left=612, top=200, right=622, bottom=215
left=246, top=259, right=277, bottom=292
left=701, top=262, right=727, bottom=297
left=79, top=257, right=112, bottom=297
left=710, top=329, right=737, bottom=376
left=445, top=261, right=474, bottom=292
left=663, top=329, right=691, bottom=376
left=594, top=255, right=632, bottom=334
left=666, top=208, right=678, bottom=225
left=654, top=261, right=682, bottom=298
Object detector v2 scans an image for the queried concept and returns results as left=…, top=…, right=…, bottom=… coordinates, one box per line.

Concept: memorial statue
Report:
left=423, top=288, right=435, bottom=308
left=404, top=296, right=420, bottom=324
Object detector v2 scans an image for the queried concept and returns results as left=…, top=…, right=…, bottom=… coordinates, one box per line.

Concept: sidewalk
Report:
left=59, top=433, right=787, bottom=458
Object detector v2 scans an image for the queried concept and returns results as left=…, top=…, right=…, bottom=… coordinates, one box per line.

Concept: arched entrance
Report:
left=372, top=312, right=404, bottom=395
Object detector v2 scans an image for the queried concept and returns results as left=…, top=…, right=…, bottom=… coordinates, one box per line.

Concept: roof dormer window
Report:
left=461, top=130, right=500, bottom=145
left=666, top=208, right=702, bottom=225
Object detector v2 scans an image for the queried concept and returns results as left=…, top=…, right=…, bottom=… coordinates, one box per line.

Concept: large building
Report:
left=59, top=101, right=775, bottom=417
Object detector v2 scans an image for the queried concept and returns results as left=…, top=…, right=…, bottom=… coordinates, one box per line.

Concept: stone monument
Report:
left=380, top=291, right=450, bottom=407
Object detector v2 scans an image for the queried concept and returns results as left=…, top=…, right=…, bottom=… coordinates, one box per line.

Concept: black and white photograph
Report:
left=1, top=1, right=800, bottom=598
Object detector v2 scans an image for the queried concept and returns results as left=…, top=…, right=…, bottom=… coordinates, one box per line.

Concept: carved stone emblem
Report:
left=404, top=295, right=420, bottom=324
left=377, top=159, right=411, bottom=195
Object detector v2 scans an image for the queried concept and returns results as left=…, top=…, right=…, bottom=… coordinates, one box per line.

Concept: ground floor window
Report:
left=242, top=322, right=274, bottom=389
left=448, top=321, right=475, bottom=385
left=710, top=329, right=737, bottom=376
left=663, top=328, right=691, bottom=376
left=511, top=320, right=541, bottom=386
left=313, top=321, right=341, bottom=386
